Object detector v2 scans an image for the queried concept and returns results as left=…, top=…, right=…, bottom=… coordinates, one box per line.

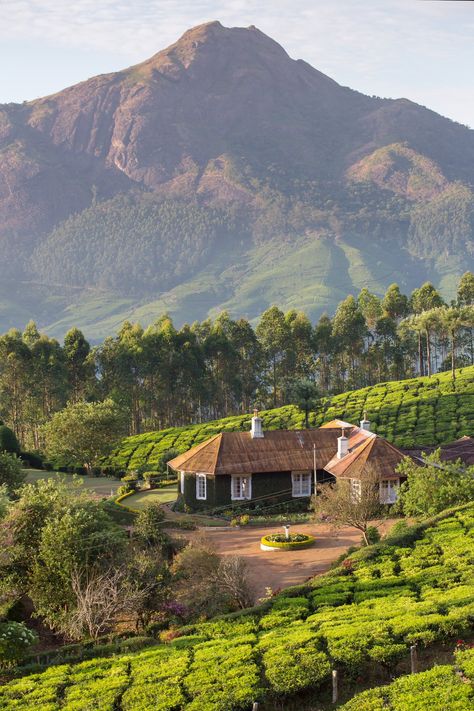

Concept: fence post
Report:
left=332, top=669, right=338, bottom=703
left=410, top=644, right=418, bottom=674
left=252, top=703, right=259, bottom=711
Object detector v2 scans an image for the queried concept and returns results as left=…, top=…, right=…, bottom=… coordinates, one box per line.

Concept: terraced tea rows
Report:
left=105, top=367, right=474, bottom=471
left=1, top=504, right=473, bottom=710
left=339, top=648, right=474, bottom=710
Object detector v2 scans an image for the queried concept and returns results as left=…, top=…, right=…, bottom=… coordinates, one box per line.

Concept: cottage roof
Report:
left=403, top=436, right=474, bottom=467
left=319, top=419, right=355, bottom=430
left=168, top=428, right=342, bottom=476
left=324, top=433, right=406, bottom=481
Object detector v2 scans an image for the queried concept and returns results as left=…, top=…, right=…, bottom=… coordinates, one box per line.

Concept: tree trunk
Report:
left=451, top=329, right=456, bottom=381
left=425, top=330, right=431, bottom=377
left=418, top=332, right=424, bottom=376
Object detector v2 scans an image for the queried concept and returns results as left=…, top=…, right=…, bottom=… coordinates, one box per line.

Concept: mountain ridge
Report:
left=1, top=21, right=473, bottom=337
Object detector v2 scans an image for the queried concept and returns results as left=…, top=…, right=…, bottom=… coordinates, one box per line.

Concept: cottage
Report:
left=168, top=411, right=408, bottom=510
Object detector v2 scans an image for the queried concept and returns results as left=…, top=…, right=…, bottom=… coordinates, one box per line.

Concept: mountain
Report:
left=1, top=21, right=474, bottom=338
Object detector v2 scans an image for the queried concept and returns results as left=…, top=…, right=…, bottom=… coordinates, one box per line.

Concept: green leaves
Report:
left=1, top=504, right=473, bottom=709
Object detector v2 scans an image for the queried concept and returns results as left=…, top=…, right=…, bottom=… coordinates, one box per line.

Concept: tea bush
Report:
left=1, top=504, right=473, bottom=709
left=104, top=367, right=474, bottom=470
left=339, top=649, right=474, bottom=710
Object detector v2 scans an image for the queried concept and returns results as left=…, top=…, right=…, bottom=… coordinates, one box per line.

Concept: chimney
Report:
left=251, top=408, right=264, bottom=439
left=360, top=411, right=371, bottom=432
left=337, top=428, right=349, bottom=459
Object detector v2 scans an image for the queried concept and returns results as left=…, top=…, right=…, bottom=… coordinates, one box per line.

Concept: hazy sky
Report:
left=2, top=0, right=473, bottom=127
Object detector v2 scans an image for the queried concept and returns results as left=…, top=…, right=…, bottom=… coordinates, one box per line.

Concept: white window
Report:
left=231, top=475, right=252, bottom=500
left=180, top=471, right=185, bottom=494
left=350, top=478, right=362, bottom=503
left=196, top=473, right=207, bottom=500
left=380, top=479, right=399, bottom=504
left=292, top=472, right=312, bottom=497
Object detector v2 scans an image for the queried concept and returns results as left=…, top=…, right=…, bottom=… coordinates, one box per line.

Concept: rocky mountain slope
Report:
left=1, top=21, right=473, bottom=337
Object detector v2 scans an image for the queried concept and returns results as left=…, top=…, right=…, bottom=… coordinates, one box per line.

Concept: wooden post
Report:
left=410, top=644, right=418, bottom=674
left=332, top=669, right=338, bottom=703
left=252, top=703, right=259, bottom=711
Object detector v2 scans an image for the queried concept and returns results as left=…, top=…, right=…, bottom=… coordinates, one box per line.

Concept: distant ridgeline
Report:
left=104, top=367, right=474, bottom=472
left=1, top=22, right=474, bottom=336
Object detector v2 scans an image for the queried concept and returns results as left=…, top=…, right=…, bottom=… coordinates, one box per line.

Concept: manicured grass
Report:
left=23, top=469, right=121, bottom=497
left=123, top=487, right=177, bottom=510
left=105, top=366, right=474, bottom=472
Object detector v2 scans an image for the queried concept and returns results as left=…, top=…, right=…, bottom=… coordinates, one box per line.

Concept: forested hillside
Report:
left=105, top=366, right=474, bottom=471
left=1, top=504, right=472, bottom=709
left=1, top=22, right=474, bottom=335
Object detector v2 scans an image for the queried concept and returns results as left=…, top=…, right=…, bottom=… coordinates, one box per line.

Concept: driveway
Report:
left=199, top=520, right=396, bottom=601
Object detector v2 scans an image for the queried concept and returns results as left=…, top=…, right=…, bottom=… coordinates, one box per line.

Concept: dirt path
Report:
left=196, top=520, right=397, bottom=601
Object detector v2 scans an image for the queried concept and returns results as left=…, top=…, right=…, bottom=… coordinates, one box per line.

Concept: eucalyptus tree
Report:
left=437, top=305, right=474, bottom=379
left=256, top=306, right=291, bottom=407
left=63, top=328, right=94, bottom=402
left=332, top=295, right=367, bottom=387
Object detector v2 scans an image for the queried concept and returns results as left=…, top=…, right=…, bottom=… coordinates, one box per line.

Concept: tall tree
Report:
left=256, top=307, right=291, bottom=407
left=382, top=283, right=409, bottom=320
left=332, top=296, right=367, bottom=386
left=64, top=328, right=93, bottom=402
left=42, top=399, right=126, bottom=474
left=437, top=306, right=474, bottom=379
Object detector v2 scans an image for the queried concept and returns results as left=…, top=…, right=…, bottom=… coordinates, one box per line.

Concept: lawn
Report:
left=123, top=487, right=178, bottom=510
left=23, top=469, right=121, bottom=498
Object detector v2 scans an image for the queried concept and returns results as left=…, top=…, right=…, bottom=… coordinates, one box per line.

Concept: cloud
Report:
left=2, top=0, right=474, bottom=125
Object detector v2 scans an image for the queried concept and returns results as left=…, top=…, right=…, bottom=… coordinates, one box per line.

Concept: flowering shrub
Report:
left=0, top=622, right=37, bottom=668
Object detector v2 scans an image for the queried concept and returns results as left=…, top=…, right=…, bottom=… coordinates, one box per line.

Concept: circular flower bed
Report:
left=260, top=533, right=316, bottom=551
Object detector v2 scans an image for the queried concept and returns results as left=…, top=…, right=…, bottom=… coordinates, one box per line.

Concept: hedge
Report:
left=261, top=534, right=316, bottom=550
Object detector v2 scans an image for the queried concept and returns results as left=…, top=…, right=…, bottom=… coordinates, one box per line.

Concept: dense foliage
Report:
left=32, top=194, right=247, bottom=296
left=0, top=504, right=472, bottom=709
left=396, top=450, right=474, bottom=517
left=0, top=276, right=472, bottom=448
left=0, top=452, right=25, bottom=495
left=106, top=366, right=474, bottom=472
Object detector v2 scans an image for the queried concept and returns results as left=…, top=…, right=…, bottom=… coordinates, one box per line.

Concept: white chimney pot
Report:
left=360, top=411, right=371, bottom=432
left=337, top=429, right=348, bottom=459
left=251, top=409, right=264, bottom=438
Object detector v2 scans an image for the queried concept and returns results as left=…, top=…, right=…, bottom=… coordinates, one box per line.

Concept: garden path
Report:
left=190, top=519, right=398, bottom=601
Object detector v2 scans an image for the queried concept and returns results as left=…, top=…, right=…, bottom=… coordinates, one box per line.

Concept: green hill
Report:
left=105, top=367, right=474, bottom=472
left=2, top=504, right=473, bottom=709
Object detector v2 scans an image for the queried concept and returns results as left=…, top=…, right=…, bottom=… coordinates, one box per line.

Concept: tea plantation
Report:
left=339, top=648, right=474, bottom=710
left=1, top=504, right=473, bottom=709
left=105, top=367, right=474, bottom=471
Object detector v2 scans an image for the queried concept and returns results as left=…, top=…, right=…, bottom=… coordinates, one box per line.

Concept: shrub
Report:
left=262, top=632, right=331, bottom=694
left=0, top=451, right=26, bottom=494
left=0, top=622, right=38, bottom=669
left=0, top=425, right=20, bottom=454
left=19, top=450, right=44, bottom=469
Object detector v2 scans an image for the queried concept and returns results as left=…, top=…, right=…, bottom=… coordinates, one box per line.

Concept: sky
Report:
left=1, top=0, right=473, bottom=127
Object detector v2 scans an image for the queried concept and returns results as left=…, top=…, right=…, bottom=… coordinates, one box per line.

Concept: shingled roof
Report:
left=168, top=428, right=342, bottom=476
left=324, top=433, right=406, bottom=481
left=403, top=436, right=474, bottom=467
